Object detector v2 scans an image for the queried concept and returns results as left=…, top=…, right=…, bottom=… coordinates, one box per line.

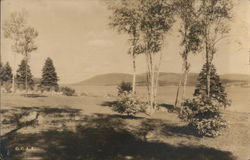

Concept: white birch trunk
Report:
left=132, top=55, right=136, bottom=94
left=11, top=53, right=16, bottom=93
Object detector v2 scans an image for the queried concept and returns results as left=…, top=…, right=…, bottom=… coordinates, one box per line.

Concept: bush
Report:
left=61, top=87, right=76, bottom=96
left=112, top=92, right=147, bottom=116
left=179, top=97, right=227, bottom=137
left=179, top=64, right=230, bottom=137
left=3, top=81, right=12, bottom=93
left=117, top=81, right=132, bottom=95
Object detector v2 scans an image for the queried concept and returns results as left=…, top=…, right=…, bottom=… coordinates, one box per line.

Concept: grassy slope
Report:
left=1, top=86, right=249, bottom=160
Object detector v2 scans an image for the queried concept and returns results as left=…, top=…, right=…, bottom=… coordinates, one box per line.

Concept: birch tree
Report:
left=3, top=11, right=38, bottom=94
left=174, top=0, right=203, bottom=106
left=109, top=0, right=143, bottom=94
left=17, top=27, right=38, bottom=94
left=3, top=11, right=26, bottom=93
left=140, top=0, right=175, bottom=111
left=197, top=0, right=232, bottom=97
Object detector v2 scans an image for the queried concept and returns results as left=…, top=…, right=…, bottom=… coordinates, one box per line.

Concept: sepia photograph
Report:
left=0, top=0, right=249, bottom=159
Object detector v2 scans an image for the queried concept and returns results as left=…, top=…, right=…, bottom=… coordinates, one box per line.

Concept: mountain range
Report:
left=72, top=73, right=250, bottom=87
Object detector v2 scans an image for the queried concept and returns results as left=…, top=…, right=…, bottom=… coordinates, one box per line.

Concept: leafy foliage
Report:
left=60, top=87, right=76, bottom=96
left=4, top=11, right=38, bottom=55
left=109, top=0, right=144, bottom=56
left=117, top=81, right=132, bottom=95
left=40, top=57, right=59, bottom=91
left=112, top=92, right=147, bottom=116
left=179, top=97, right=227, bottom=137
left=16, top=59, right=34, bottom=90
left=4, top=11, right=38, bottom=93
left=140, top=0, right=175, bottom=54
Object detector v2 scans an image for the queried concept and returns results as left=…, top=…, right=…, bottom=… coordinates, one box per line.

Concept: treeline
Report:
left=2, top=11, right=61, bottom=94
left=0, top=57, right=59, bottom=93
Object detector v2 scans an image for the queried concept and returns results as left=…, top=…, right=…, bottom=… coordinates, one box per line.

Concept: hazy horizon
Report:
left=1, top=0, right=250, bottom=83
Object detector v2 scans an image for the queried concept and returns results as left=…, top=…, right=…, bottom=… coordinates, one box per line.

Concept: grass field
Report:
left=0, top=85, right=249, bottom=160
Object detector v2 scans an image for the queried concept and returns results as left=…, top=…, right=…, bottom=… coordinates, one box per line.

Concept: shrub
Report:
left=61, top=87, right=76, bottom=96
left=112, top=92, right=147, bottom=116
left=179, top=64, right=231, bottom=137
left=117, top=81, right=132, bottom=95
left=179, top=97, right=227, bottom=137
left=3, top=81, right=12, bottom=93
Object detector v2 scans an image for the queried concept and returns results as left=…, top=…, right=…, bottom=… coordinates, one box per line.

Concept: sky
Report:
left=1, top=0, right=250, bottom=84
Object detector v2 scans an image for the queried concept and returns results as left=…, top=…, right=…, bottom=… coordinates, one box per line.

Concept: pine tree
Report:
left=0, top=62, right=3, bottom=85
left=0, top=62, right=13, bottom=92
left=0, top=62, right=13, bottom=83
left=179, top=63, right=231, bottom=137
left=16, top=59, right=34, bottom=90
left=194, top=63, right=230, bottom=107
left=40, top=57, right=59, bottom=91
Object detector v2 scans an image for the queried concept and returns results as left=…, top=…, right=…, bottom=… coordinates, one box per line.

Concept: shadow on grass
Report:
left=5, top=114, right=236, bottom=160
left=161, top=123, right=201, bottom=138
left=17, top=106, right=81, bottom=115
left=95, top=113, right=144, bottom=120
left=1, top=105, right=83, bottom=160
left=101, top=100, right=118, bottom=107
left=21, top=94, right=48, bottom=98
left=158, top=103, right=180, bottom=113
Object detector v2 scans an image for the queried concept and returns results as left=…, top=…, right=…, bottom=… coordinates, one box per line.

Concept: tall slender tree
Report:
left=18, top=27, right=38, bottom=94
left=108, top=0, right=143, bottom=94
left=197, top=0, right=232, bottom=97
left=40, top=57, right=59, bottom=91
left=174, top=0, right=203, bottom=106
left=140, top=0, right=175, bottom=111
left=3, top=11, right=38, bottom=94
left=3, top=11, right=26, bottom=92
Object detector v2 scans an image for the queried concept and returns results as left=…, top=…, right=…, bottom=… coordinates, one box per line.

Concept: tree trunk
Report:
left=182, top=69, right=188, bottom=100
left=174, top=78, right=182, bottom=107
left=25, top=56, right=28, bottom=95
left=204, top=25, right=211, bottom=98
left=206, top=46, right=210, bottom=97
left=132, top=55, right=136, bottom=94
left=146, top=53, right=151, bottom=104
left=150, top=54, right=155, bottom=110
left=182, top=53, right=189, bottom=101
left=154, top=51, right=163, bottom=107
left=150, top=70, right=154, bottom=109
left=11, top=53, right=16, bottom=93
left=145, top=51, right=154, bottom=114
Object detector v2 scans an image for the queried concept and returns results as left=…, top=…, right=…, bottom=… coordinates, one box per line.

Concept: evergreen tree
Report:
left=0, top=62, right=3, bottom=84
left=194, top=64, right=230, bottom=107
left=40, top=57, right=59, bottom=91
left=179, top=64, right=231, bottom=137
left=16, top=59, right=34, bottom=90
left=0, top=62, right=13, bottom=92
left=0, top=62, right=13, bottom=83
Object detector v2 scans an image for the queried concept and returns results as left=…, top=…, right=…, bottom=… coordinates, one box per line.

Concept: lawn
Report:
left=0, top=85, right=249, bottom=160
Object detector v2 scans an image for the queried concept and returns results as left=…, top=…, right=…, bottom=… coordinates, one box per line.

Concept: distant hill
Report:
left=72, top=73, right=250, bottom=87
